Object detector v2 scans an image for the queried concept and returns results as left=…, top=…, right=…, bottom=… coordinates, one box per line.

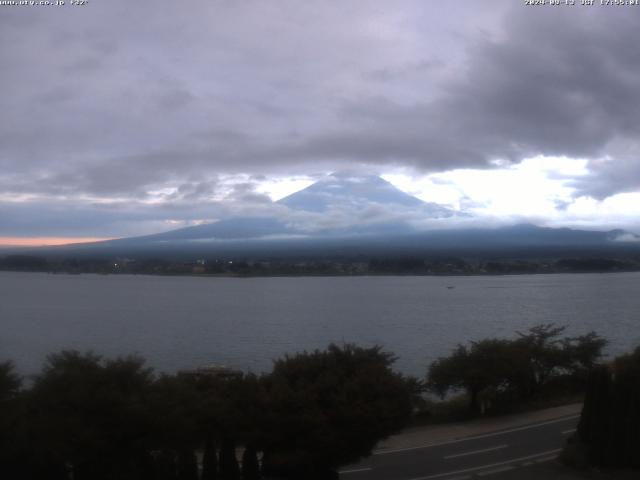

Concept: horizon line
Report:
left=0, top=237, right=115, bottom=247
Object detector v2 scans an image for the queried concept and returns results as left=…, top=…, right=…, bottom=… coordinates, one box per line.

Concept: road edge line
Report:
left=374, top=414, right=579, bottom=455
left=405, top=448, right=562, bottom=480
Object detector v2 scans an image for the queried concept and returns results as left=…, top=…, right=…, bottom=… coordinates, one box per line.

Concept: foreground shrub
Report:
left=427, top=324, right=606, bottom=414
left=260, top=344, right=415, bottom=479
left=575, top=347, right=640, bottom=468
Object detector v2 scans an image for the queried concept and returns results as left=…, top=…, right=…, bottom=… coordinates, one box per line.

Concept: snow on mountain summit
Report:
left=278, top=171, right=449, bottom=216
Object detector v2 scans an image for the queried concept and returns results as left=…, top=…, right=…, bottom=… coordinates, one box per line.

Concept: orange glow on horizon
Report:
left=0, top=237, right=114, bottom=247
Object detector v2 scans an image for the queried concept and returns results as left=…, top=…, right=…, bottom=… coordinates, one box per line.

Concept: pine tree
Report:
left=241, top=445, right=260, bottom=480
left=177, top=449, right=198, bottom=480
left=202, top=437, right=218, bottom=480
left=219, top=438, right=240, bottom=480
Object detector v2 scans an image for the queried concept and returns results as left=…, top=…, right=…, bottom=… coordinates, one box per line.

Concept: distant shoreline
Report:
left=2, top=267, right=640, bottom=279
left=2, top=251, right=640, bottom=278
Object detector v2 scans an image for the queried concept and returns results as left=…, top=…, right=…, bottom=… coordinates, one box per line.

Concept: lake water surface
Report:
left=1, top=271, right=639, bottom=377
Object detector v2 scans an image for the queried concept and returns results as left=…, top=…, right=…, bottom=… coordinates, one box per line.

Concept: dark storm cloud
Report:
left=2, top=1, right=640, bottom=236
left=1, top=0, right=501, bottom=200
left=572, top=154, right=640, bottom=199
left=270, top=7, right=640, bottom=188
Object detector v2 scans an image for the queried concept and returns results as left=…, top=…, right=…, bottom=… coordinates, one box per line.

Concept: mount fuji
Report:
left=104, top=172, right=457, bottom=245
left=30, top=172, right=640, bottom=259
left=278, top=171, right=450, bottom=215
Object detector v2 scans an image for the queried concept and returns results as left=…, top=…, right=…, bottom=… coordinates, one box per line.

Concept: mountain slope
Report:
left=106, top=172, right=456, bottom=243
left=279, top=172, right=429, bottom=211
left=279, top=171, right=455, bottom=218
left=120, top=217, right=294, bottom=243
left=30, top=172, right=640, bottom=258
left=40, top=222, right=640, bottom=260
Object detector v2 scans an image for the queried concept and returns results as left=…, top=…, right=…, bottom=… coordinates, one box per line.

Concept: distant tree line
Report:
left=426, top=324, right=607, bottom=414
left=2, top=254, right=640, bottom=276
left=0, top=345, right=417, bottom=480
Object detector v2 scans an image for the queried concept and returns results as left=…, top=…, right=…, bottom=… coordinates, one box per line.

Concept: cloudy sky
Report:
left=2, top=0, right=640, bottom=245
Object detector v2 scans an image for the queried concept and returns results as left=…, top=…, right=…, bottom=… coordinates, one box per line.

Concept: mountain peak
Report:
left=102, top=173, right=457, bottom=245
left=327, top=170, right=383, bottom=181
left=278, top=172, right=427, bottom=212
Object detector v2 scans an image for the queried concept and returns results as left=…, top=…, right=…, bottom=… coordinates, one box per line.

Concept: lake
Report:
left=1, top=271, right=639, bottom=377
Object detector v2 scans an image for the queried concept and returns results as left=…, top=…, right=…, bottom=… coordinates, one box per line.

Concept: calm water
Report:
left=1, top=271, right=639, bottom=377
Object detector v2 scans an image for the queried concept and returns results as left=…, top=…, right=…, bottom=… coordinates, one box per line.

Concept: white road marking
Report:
left=477, top=465, right=515, bottom=476
left=561, top=428, right=576, bottom=435
left=338, top=467, right=372, bottom=474
left=534, top=456, right=558, bottom=463
left=375, top=415, right=579, bottom=455
left=444, top=444, right=508, bottom=459
left=405, top=448, right=562, bottom=480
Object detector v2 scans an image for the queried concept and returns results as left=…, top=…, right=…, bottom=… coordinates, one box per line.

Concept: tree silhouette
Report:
left=219, top=437, right=240, bottom=480
left=428, top=339, right=515, bottom=413
left=0, top=360, right=20, bottom=401
left=261, top=344, right=414, bottom=479
left=577, top=347, right=640, bottom=467
left=241, top=444, right=260, bottom=480
left=428, top=325, right=607, bottom=413
left=202, top=435, right=219, bottom=480
left=0, top=361, right=26, bottom=478
left=26, top=351, right=155, bottom=480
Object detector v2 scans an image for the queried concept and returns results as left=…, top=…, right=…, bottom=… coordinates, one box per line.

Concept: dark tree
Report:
left=576, top=347, right=640, bottom=468
left=188, top=371, right=266, bottom=480
left=427, top=339, right=516, bottom=413
left=514, top=324, right=606, bottom=398
left=155, top=449, right=179, bottom=480
left=202, top=436, right=219, bottom=480
left=148, top=374, right=202, bottom=452
left=177, top=449, right=199, bottom=480
left=427, top=325, right=607, bottom=414
left=241, top=444, right=260, bottom=480
left=577, top=365, right=613, bottom=466
left=219, top=437, right=240, bottom=480
left=260, top=344, right=414, bottom=479
left=26, top=351, right=155, bottom=480
left=0, top=360, right=20, bottom=401
left=514, top=324, right=568, bottom=397
left=561, top=331, right=608, bottom=379
left=0, top=361, right=25, bottom=478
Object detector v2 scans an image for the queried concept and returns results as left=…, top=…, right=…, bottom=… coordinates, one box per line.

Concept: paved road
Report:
left=339, top=414, right=579, bottom=480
